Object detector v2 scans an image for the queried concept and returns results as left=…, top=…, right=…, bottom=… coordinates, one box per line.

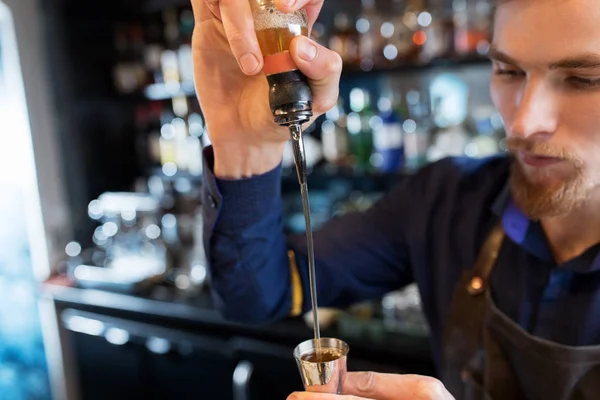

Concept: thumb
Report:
left=289, top=35, right=342, bottom=115
left=343, top=372, right=455, bottom=400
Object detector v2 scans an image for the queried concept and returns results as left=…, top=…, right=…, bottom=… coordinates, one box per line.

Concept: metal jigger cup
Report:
left=293, top=338, right=349, bottom=394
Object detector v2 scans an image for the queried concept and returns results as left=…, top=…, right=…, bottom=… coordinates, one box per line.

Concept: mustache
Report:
left=506, top=137, right=583, bottom=166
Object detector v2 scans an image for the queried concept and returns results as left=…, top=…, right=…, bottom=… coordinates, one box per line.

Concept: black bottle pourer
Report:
left=266, top=70, right=313, bottom=126
left=265, top=69, right=313, bottom=186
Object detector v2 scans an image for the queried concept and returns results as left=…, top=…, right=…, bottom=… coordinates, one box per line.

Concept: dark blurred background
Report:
left=1, top=0, right=497, bottom=398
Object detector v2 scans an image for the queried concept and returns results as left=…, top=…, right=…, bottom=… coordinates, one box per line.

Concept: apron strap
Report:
left=467, top=222, right=505, bottom=296
left=441, top=221, right=505, bottom=398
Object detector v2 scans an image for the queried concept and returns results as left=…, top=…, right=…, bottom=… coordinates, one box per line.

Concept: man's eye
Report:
left=567, top=76, right=600, bottom=90
left=493, top=69, right=524, bottom=78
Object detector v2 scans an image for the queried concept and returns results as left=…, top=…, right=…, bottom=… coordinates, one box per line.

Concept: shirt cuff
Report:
left=201, top=146, right=283, bottom=230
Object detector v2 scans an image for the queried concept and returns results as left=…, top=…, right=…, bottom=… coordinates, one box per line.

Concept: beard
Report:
left=507, top=137, right=589, bottom=220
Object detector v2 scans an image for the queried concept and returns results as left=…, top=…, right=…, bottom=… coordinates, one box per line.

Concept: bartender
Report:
left=190, top=0, right=600, bottom=398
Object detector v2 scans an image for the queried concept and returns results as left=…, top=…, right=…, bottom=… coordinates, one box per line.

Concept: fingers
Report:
left=274, top=0, right=324, bottom=29
left=289, top=35, right=342, bottom=115
left=218, top=0, right=264, bottom=75
left=343, top=372, right=455, bottom=400
left=192, top=0, right=323, bottom=77
left=287, top=392, right=372, bottom=400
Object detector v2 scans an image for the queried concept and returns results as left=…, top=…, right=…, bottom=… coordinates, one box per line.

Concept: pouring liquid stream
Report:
left=289, top=123, right=322, bottom=360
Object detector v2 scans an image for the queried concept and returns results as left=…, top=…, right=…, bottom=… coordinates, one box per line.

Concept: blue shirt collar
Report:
left=491, top=183, right=531, bottom=248
left=491, top=183, right=600, bottom=272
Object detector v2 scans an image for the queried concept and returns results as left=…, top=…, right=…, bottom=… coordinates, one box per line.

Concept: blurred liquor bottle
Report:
left=143, top=14, right=165, bottom=85
left=465, top=105, right=501, bottom=158
left=178, top=9, right=195, bottom=83
left=419, top=0, right=455, bottom=63
left=403, top=0, right=428, bottom=61
left=161, top=8, right=182, bottom=86
left=113, top=22, right=148, bottom=93
left=372, top=90, right=404, bottom=172
left=149, top=102, right=165, bottom=167
left=453, top=0, right=492, bottom=56
left=427, top=93, right=469, bottom=162
left=356, top=0, right=386, bottom=71
left=380, top=0, right=418, bottom=66
left=310, top=22, right=328, bottom=48
left=321, top=100, right=350, bottom=167
left=152, top=96, right=205, bottom=177
left=403, top=89, right=431, bottom=170
left=347, top=88, right=375, bottom=171
left=329, top=12, right=359, bottom=65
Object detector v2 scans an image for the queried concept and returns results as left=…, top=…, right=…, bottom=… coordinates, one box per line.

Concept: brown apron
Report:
left=441, top=222, right=600, bottom=400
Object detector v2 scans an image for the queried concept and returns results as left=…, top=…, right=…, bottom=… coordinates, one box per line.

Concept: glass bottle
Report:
left=187, top=113, right=205, bottom=176
left=113, top=23, right=147, bottom=93
left=373, top=91, right=404, bottom=173
left=426, top=73, right=471, bottom=161
left=249, top=0, right=308, bottom=74
left=356, top=0, right=385, bottom=71
left=310, top=22, right=328, bottom=48
left=403, top=90, right=430, bottom=170
left=464, top=105, right=500, bottom=158
left=248, top=0, right=312, bottom=126
left=143, top=15, right=165, bottom=85
left=329, top=12, right=359, bottom=65
left=380, top=0, right=409, bottom=65
left=420, top=0, right=454, bottom=63
left=163, top=8, right=181, bottom=50
left=160, top=9, right=181, bottom=87
left=403, top=0, right=427, bottom=62
left=321, top=100, right=350, bottom=166
left=348, top=88, right=375, bottom=171
left=453, top=0, right=492, bottom=56
left=159, top=121, right=177, bottom=171
left=167, top=9, right=194, bottom=84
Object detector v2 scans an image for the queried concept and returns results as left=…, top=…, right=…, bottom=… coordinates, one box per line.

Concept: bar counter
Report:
left=42, top=279, right=435, bottom=400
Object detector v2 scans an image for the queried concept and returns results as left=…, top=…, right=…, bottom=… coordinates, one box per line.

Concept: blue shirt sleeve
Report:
left=201, top=146, right=447, bottom=324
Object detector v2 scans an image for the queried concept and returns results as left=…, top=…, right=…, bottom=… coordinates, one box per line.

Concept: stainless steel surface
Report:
left=290, top=123, right=320, bottom=343
left=232, top=361, right=254, bottom=400
left=293, top=338, right=349, bottom=394
left=273, top=101, right=312, bottom=126
left=290, top=124, right=307, bottom=186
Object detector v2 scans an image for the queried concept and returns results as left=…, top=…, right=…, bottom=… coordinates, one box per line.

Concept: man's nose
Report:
left=509, top=78, right=558, bottom=141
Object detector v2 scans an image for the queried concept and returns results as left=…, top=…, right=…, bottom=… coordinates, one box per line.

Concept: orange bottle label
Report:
left=263, top=51, right=298, bottom=76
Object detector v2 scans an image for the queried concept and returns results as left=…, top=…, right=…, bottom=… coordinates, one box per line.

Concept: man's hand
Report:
left=189, top=0, right=342, bottom=179
left=287, top=372, right=455, bottom=400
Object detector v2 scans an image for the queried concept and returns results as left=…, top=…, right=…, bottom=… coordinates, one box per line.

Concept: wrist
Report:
left=212, top=142, right=286, bottom=179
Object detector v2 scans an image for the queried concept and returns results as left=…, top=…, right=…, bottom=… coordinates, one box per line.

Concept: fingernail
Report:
left=282, top=0, right=295, bottom=8
left=298, top=37, right=317, bottom=61
left=239, top=53, right=260, bottom=74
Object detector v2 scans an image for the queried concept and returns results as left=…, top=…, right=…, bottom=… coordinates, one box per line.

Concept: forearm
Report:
left=202, top=145, right=418, bottom=324
left=212, top=142, right=286, bottom=180
left=202, top=147, right=293, bottom=323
